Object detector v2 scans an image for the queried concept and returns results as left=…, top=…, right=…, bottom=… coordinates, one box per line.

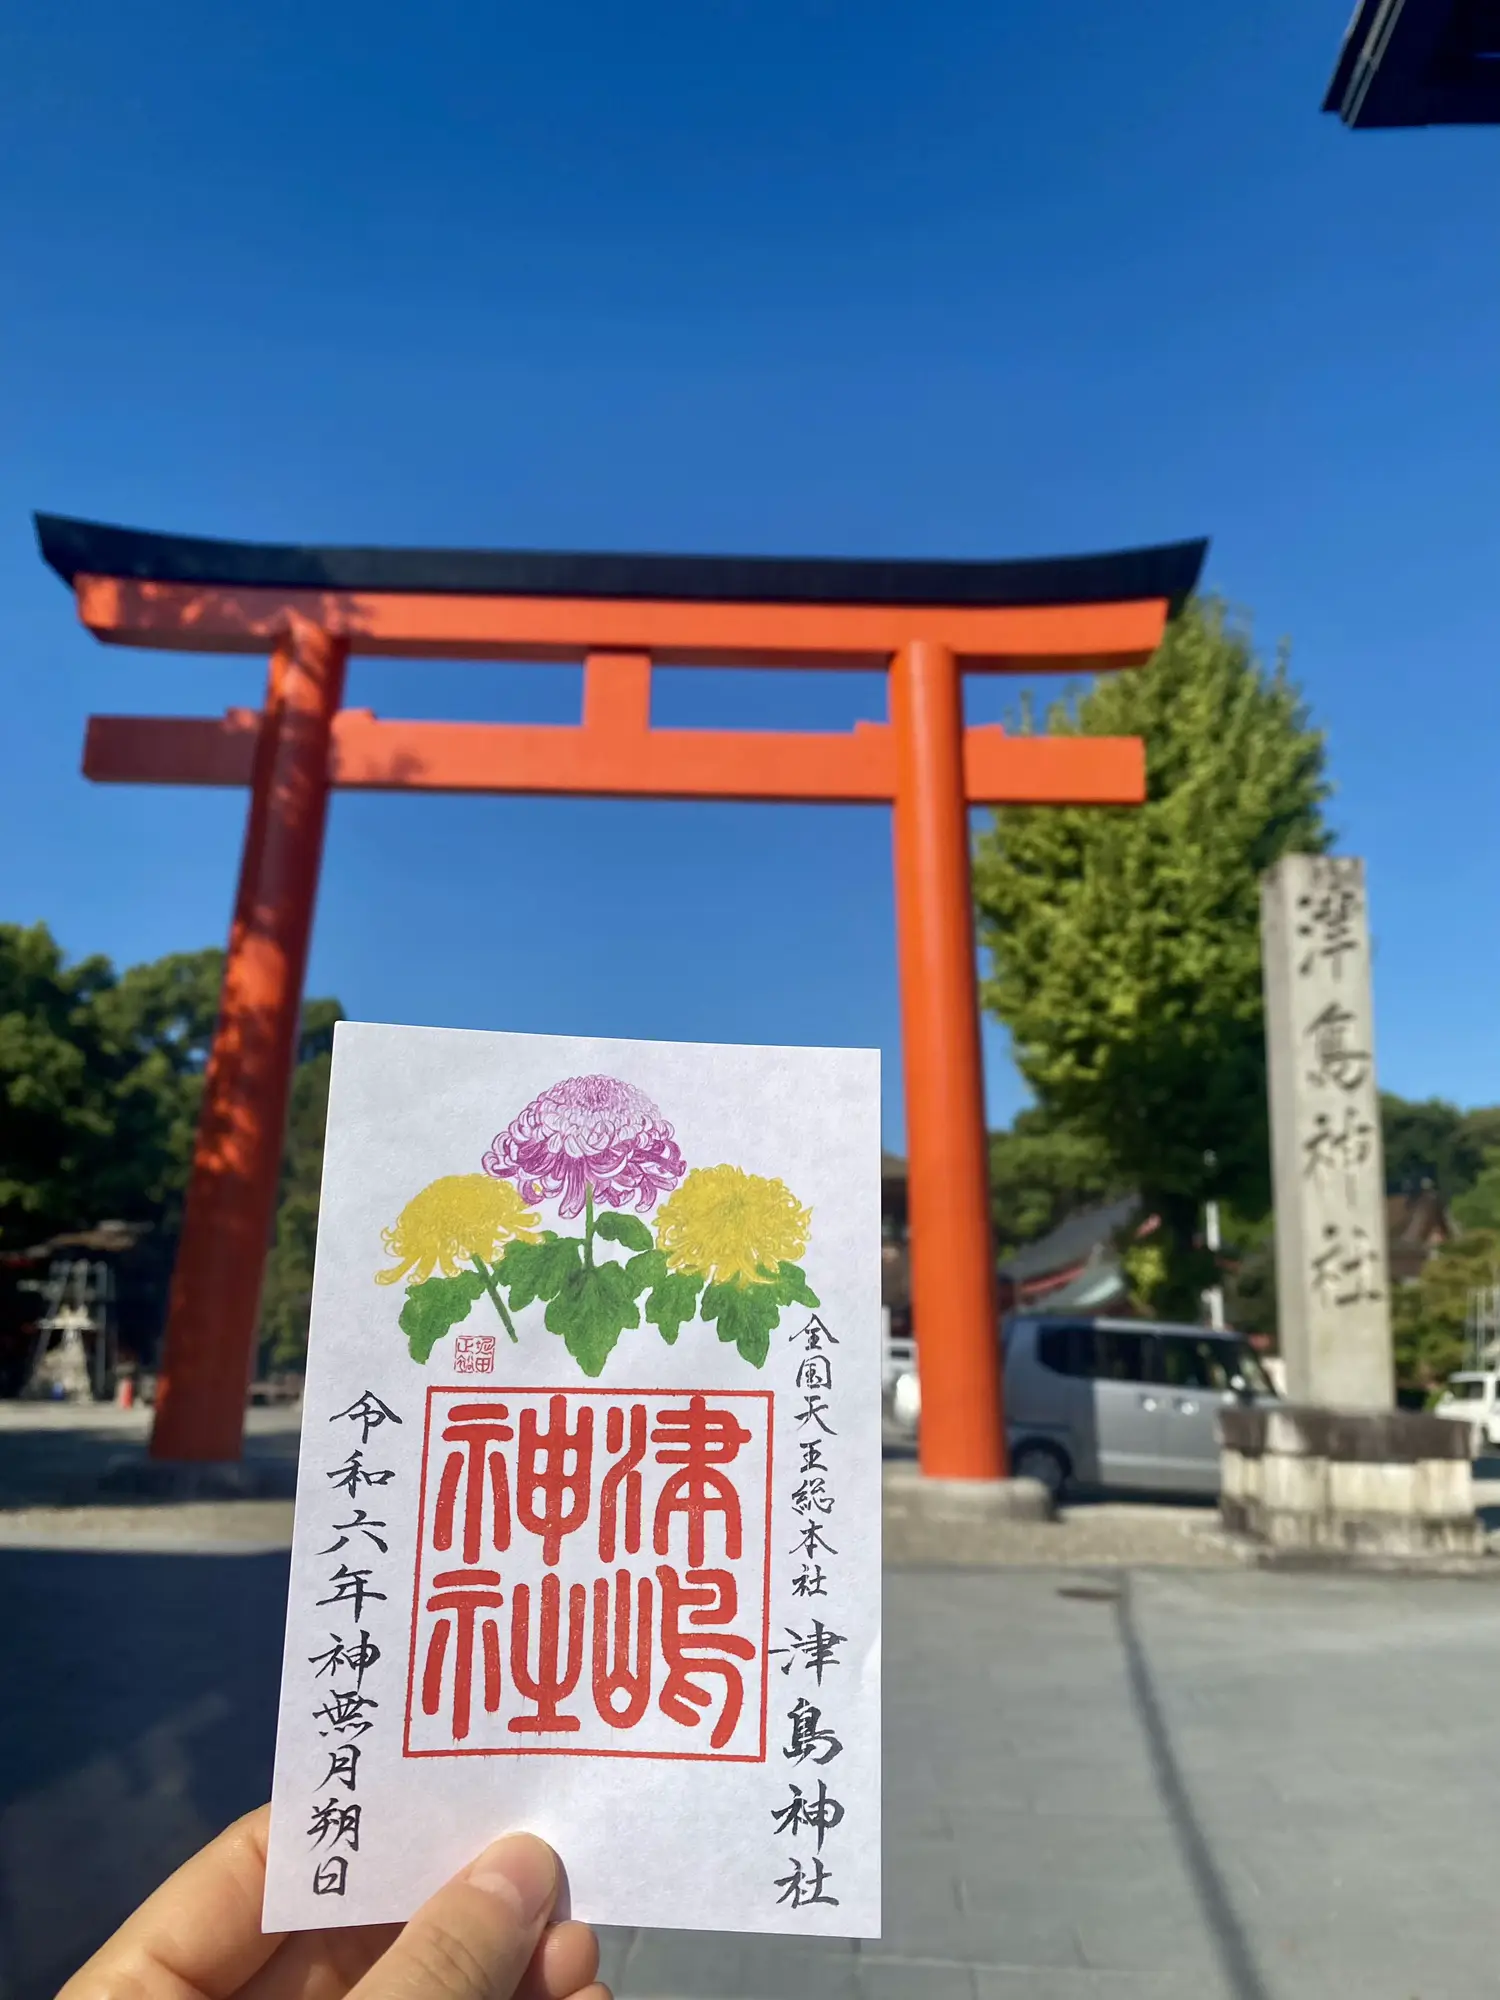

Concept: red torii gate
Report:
left=37, top=514, right=1204, bottom=1482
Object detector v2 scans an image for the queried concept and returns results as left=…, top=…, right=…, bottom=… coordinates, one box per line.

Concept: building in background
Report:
left=879, top=1157, right=1458, bottom=1339
left=1386, top=1184, right=1459, bottom=1285
left=995, top=1198, right=1148, bottom=1318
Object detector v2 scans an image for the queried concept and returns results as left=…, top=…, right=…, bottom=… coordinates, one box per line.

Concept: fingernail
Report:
left=466, top=1833, right=558, bottom=1923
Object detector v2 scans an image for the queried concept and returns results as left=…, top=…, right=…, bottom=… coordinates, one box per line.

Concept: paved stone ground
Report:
left=883, top=1461, right=1244, bottom=1570
left=0, top=1400, right=300, bottom=1496
left=8, top=1407, right=1500, bottom=1998
left=7, top=1525, right=1500, bottom=1998
left=0, top=1408, right=1245, bottom=1564
left=594, top=1564, right=1500, bottom=2000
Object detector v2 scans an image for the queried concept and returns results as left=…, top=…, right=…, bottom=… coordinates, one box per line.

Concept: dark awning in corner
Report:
left=1325, top=0, right=1500, bottom=127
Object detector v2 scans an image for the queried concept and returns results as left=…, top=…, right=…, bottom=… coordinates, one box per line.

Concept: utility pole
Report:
left=1203, top=1148, right=1225, bottom=1331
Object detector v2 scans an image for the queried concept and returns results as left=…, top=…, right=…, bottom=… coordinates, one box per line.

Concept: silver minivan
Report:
left=1004, top=1314, right=1278, bottom=1498
left=885, top=1313, right=1279, bottom=1497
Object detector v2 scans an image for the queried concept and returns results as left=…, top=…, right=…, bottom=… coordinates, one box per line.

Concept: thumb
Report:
left=351, top=1833, right=561, bottom=2000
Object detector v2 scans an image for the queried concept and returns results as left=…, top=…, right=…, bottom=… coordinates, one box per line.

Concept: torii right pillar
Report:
left=893, top=641, right=1008, bottom=1479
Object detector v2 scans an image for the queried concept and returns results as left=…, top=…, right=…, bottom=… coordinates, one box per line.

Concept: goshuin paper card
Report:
left=264, top=1023, right=881, bottom=1939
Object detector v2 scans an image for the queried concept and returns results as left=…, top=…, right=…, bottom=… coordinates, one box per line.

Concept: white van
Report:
left=1432, top=1371, right=1500, bottom=1449
left=888, top=1313, right=1278, bottom=1499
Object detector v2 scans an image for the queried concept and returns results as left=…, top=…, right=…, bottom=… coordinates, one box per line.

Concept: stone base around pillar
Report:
left=98, top=1455, right=298, bottom=1501
left=1219, top=1403, right=1486, bottom=1565
left=884, top=1459, right=1055, bottom=1521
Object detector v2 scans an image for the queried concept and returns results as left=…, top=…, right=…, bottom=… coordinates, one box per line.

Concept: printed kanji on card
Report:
left=265, top=1026, right=880, bottom=1940
left=409, top=1387, right=772, bottom=1759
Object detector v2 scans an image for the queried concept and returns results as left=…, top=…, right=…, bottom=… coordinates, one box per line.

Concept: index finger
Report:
left=59, top=1803, right=281, bottom=2000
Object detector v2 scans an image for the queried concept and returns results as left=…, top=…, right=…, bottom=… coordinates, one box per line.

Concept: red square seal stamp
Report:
left=452, top=1335, right=496, bottom=1375
left=405, top=1386, right=773, bottom=1762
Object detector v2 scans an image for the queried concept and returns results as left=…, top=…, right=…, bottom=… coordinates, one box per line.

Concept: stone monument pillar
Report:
left=1261, top=855, right=1393, bottom=1409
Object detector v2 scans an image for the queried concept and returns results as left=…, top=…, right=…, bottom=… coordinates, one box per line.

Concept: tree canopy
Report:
left=987, top=1108, right=1120, bottom=1259
left=0, top=923, right=223, bottom=1247
left=1380, top=1092, right=1500, bottom=1203
left=259, top=999, right=340, bottom=1370
left=0, top=922, right=337, bottom=1369
left=974, top=597, right=1331, bottom=1316
left=1392, top=1228, right=1500, bottom=1396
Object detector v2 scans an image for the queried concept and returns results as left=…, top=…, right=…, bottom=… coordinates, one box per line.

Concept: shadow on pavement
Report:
left=1114, top=1573, right=1270, bottom=2000
left=0, top=1420, right=301, bottom=1511
left=0, top=1545, right=288, bottom=2000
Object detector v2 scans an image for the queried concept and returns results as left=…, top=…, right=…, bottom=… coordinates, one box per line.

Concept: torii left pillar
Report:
left=150, top=618, right=346, bottom=1462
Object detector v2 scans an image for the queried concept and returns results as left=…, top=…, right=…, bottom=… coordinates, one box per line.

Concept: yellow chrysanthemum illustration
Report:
left=376, top=1174, right=541, bottom=1287
left=654, top=1164, right=811, bottom=1288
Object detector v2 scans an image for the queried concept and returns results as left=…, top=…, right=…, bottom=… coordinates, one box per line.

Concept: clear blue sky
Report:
left=3, top=1, right=1498, bottom=1145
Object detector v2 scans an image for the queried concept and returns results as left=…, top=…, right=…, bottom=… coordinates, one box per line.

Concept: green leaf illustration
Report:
left=624, top=1247, right=666, bottom=1293
left=593, top=1210, right=654, bottom=1254
left=700, top=1277, right=784, bottom=1368
left=624, top=1247, right=704, bottom=1344
left=495, top=1231, right=583, bottom=1310
left=644, top=1269, right=704, bottom=1344
left=399, top=1269, right=486, bottom=1363
left=764, top=1261, right=820, bottom=1309
left=544, top=1261, right=641, bottom=1376
left=697, top=1259, right=820, bottom=1368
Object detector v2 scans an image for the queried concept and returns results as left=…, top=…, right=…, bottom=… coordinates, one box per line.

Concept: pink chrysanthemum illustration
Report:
left=482, top=1074, right=686, bottom=1219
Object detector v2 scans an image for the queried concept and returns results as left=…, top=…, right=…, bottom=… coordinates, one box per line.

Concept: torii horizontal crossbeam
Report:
left=69, top=573, right=1175, bottom=671
left=83, top=708, right=1145, bottom=806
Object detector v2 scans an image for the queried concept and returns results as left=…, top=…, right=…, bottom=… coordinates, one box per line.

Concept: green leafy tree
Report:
left=0, top=922, right=117, bottom=1244
left=1453, top=1157, right=1500, bottom=1235
left=258, top=999, right=343, bottom=1371
left=0, top=922, right=342, bottom=1370
left=1392, top=1229, right=1500, bottom=1396
left=987, top=1107, right=1120, bottom=1257
left=1379, top=1094, right=1486, bottom=1201
left=974, top=597, right=1331, bottom=1319
left=1220, top=1209, right=1277, bottom=1339
left=1459, top=1107, right=1500, bottom=1161
left=0, top=924, right=222, bottom=1246
left=88, top=945, right=226, bottom=1227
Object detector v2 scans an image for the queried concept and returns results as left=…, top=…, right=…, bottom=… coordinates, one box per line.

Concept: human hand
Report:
left=59, top=1804, right=609, bottom=2000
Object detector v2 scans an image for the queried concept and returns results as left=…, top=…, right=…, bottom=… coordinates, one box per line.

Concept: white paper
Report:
left=264, top=1023, right=882, bottom=1939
